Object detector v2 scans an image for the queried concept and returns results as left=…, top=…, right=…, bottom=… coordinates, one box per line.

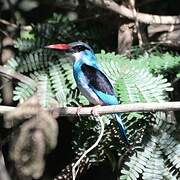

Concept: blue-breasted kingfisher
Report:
left=46, top=41, right=129, bottom=145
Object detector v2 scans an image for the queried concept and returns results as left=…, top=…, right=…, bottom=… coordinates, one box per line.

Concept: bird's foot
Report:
left=76, top=106, right=82, bottom=116
left=91, top=105, right=101, bottom=116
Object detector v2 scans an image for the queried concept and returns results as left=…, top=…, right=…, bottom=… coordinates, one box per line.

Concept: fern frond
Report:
left=49, top=63, right=68, bottom=106
left=96, top=51, right=173, bottom=104
left=5, top=51, right=46, bottom=72
left=115, top=68, right=172, bottom=103
left=120, top=136, right=157, bottom=180
left=163, top=170, right=179, bottom=180
left=121, top=114, right=180, bottom=180
left=37, top=73, right=54, bottom=107
left=13, top=82, right=36, bottom=103
left=14, top=38, right=47, bottom=52
left=5, top=50, right=62, bottom=73
left=142, top=141, right=165, bottom=180
left=160, top=132, right=180, bottom=170
left=147, top=53, right=180, bottom=74
left=121, top=133, right=176, bottom=180
left=34, top=14, right=77, bottom=42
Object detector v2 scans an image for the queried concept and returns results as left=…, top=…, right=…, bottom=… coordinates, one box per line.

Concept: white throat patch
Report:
left=72, top=52, right=82, bottom=60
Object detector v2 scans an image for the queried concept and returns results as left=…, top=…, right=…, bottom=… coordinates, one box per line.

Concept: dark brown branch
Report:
left=89, top=0, right=180, bottom=24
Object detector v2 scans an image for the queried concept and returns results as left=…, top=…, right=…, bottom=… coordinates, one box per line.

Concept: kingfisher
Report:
left=46, top=41, right=129, bottom=145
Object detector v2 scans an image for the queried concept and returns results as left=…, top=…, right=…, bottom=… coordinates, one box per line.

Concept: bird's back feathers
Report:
left=81, top=64, right=119, bottom=105
left=81, top=64, right=114, bottom=95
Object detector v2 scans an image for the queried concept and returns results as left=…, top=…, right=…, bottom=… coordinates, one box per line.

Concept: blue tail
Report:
left=112, top=114, right=129, bottom=145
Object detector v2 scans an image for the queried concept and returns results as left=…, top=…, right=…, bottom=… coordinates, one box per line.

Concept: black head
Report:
left=68, top=41, right=93, bottom=53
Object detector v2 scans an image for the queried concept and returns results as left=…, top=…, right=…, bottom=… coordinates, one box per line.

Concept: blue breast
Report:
left=73, top=50, right=99, bottom=83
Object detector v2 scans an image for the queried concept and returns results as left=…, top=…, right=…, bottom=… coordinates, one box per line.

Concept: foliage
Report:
left=2, top=13, right=180, bottom=179
left=4, top=96, right=58, bottom=178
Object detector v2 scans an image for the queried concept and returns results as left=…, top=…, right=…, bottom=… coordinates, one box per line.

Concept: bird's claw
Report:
left=91, top=105, right=101, bottom=116
left=76, top=106, right=82, bottom=116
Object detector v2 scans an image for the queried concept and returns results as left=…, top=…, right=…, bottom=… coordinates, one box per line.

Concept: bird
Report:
left=46, top=41, right=129, bottom=145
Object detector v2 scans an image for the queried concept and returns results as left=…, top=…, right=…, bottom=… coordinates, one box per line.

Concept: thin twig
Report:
left=129, top=0, right=143, bottom=46
left=0, top=101, right=180, bottom=117
left=0, top=65, right=36, bottom=86
left=72, top=115, right=104, bottom=180
left=0, top=19, right=32, bottom=31
left=89, top=0, right=180, bottom=24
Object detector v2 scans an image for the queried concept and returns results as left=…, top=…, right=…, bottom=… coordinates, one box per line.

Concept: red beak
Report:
left=45, top=43, right=71, bottom=50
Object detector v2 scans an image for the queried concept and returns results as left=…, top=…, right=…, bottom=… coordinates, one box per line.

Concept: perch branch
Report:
left=72, top=115, right=104, bottom=180
left=50, top=101, right=180, bottom=117
left=89, top=0, right=180, bottom=24
left=0, top=102, right=180, bottom=117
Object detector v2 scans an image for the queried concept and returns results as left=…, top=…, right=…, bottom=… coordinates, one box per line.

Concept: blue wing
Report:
left=81, top=64, right=118, bottom=105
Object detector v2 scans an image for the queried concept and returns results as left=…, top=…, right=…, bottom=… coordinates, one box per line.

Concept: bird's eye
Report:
left=74, top=45, right=89, bottom=52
